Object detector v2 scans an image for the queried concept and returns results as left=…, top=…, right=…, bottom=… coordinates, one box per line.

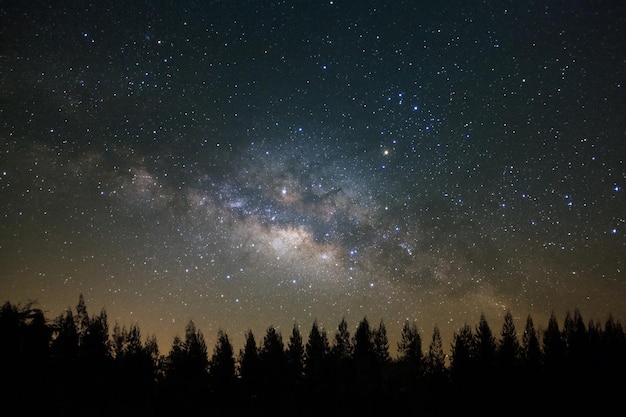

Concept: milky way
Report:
left=1, top=0, right=625, bottom=351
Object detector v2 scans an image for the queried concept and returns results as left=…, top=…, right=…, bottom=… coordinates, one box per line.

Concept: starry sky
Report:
left=1, top=0, right=625, bottom=353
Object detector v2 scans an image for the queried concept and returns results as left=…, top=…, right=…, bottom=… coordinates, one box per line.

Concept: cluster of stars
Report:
left=0, top=0, right=624, bottom=351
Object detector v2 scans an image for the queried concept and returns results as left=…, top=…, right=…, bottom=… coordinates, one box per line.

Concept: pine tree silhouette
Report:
left=304, top=319, right=330, bottom=384
left=2, top=294, right=626, bottom=416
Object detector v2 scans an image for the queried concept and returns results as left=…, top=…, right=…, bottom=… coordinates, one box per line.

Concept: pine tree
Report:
left=111, top=322, right=157, bottom=408
left=396, top=319, right=422, bottom=389
left=603, top=315, right=626, bottom=369
left=144, top=333, right=159, bottom=354
left=52, top=308, right=79, bottom=361
left=83, top=308, right=110, bottom=361
left=497, top=310, right=520, bottom=372
left=304, top=319, right=330, bottom=382
left=521, top=314, right=542, bottom=371
left=543, top=311, right=566, bottom=372
left=165, top=335, right=185, bottom=380
left=397, top=320, right=422, bottom=364
left=239, top=329, right=260, bottom=384
left=21, top=306, right=50, bottom=362
left=259, top=325, right=287, bottom=390
left=353, top=317, right=373, bottom=361
left=587, top=318, right=602, bottom=376
left=49, top=307, right=81, bottom=409
left=144, top=334, right=160, bottom=380
left=425, top=325, right=446, bottom=378
left=331, top=317, right=352, bottom=360
left=474, top=313, right=496, bottom=373
left=112, top=322, right=127, bottom=360
left=260, top=326, right=285, bottom=360
left=373, top=319, right=390, bottom=363
left=183, top=320, right=209, bottom=378
left=286, top=323, right=305, bottom=380
left=450, top=323, right=473, bottom=380
left=564, top=308, right=588, bottom=367
left=331, top=317, right=354, bottom=390
left=353, top=317, right=375, bottom=381
left=0, top=301, right=51, bottom=410
left=126, top=323, right=143, bottom=357
left=210, top=329, right=235, bottom=390
left=602, top=315, right=626, bottom=379
left=0, top=301, right=20, bottom=362
left=75, top=294, right=90, bottom=349
left=163, top=321, right=209, bottom=394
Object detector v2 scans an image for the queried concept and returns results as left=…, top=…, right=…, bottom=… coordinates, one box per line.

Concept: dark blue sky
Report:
left=1, top=0, right=625, bottom=351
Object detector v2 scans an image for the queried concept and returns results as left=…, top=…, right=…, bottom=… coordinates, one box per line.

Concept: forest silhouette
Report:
left=1, top=294, right=624, bottom=416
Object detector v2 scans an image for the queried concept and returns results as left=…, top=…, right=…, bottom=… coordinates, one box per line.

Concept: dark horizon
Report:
left=3, top=292, right=625, bottom=360
left=2, top=294, right=624, bottom=416
left=4, top=292, right=624, bottom=360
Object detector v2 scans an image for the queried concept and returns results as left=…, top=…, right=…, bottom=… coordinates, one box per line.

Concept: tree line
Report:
left=1, top=294, right=624, bottom=416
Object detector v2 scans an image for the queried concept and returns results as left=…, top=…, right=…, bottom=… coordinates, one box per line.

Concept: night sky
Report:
left=1, top=0, right=625, bottom=353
